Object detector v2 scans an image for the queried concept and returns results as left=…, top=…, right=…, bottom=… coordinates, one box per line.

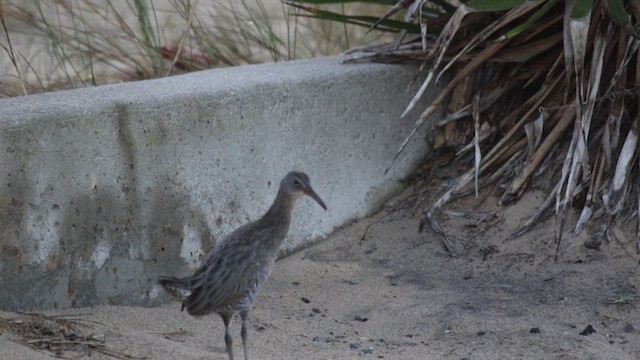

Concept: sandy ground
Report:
left=1, top=186, right=640, bottom=360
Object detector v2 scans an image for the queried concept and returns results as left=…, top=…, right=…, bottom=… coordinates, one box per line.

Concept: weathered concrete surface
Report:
left=0, top=56, right=436, bottom=311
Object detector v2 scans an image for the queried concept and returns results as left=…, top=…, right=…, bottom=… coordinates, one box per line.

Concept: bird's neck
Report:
left=263, top=190, right=297, bottom=227
left=259, top=190, right=299, bottom=251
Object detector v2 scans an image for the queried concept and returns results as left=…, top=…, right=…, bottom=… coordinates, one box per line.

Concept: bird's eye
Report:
left=293, top=179, right=301, bottom=185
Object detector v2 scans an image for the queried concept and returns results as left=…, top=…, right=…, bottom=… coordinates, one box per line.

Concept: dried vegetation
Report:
left=292, top=0, right=640, bottom=257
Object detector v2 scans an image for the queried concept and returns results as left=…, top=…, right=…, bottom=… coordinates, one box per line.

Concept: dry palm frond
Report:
left=292, top=0, right=640, bottom=256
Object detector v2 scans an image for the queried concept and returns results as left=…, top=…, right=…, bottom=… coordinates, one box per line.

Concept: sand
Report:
left=1, top=186, right=639, bottom=360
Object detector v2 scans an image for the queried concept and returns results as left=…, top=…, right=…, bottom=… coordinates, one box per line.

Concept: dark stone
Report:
left=580, top=325, right=596, bottom=336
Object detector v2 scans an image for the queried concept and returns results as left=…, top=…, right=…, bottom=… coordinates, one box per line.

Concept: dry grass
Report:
left=0, top=0, right=390, bottom=97
left=0, top=312, right=142, bottom=359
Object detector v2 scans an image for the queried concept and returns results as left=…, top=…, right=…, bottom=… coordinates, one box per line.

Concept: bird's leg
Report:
left=240, top=310, right=250, bottom=360
left=221, top=313, right=234, bottom=360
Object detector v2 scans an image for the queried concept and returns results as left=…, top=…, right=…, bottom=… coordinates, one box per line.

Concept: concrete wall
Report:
left=0, top=56, right=436, bottom=311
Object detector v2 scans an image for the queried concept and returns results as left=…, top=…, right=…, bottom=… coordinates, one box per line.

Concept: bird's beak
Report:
left=305, top=187, right=327, bottom=210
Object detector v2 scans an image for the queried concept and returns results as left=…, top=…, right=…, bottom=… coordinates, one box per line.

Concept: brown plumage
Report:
left=159, top=171, right=326, bottom=360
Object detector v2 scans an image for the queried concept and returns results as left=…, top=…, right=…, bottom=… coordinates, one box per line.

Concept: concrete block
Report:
left=0, top=56, right=437, bottom=310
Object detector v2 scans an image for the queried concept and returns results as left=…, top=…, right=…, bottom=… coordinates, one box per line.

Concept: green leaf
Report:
left=570, top=0, right=593, bottom=18
left=466, top=0, right=526, bottom=12
left=607, top=0, right=628, bottom=24
left=285, top=2, right=422, bottom=33
left=298, top=14, right=422, bottom=33
left=506, top=0, right=558, bottom=38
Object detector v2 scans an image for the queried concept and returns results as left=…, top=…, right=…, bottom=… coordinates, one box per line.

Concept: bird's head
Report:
left=281, top=171, right=327, bottom=210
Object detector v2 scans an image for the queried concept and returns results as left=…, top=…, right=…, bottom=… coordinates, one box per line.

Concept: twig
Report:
left=0, top=0, right=28, bottom=95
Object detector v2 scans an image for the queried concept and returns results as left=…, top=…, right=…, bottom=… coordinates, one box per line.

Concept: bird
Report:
left=158, top=171, right=327, bottom=360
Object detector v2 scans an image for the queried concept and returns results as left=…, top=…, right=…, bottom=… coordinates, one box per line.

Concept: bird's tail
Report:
left=158, top=276, right=193, bottom=300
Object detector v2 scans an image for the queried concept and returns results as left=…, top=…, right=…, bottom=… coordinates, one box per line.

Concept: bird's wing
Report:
left=184, top=224, right=261, bottom=315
